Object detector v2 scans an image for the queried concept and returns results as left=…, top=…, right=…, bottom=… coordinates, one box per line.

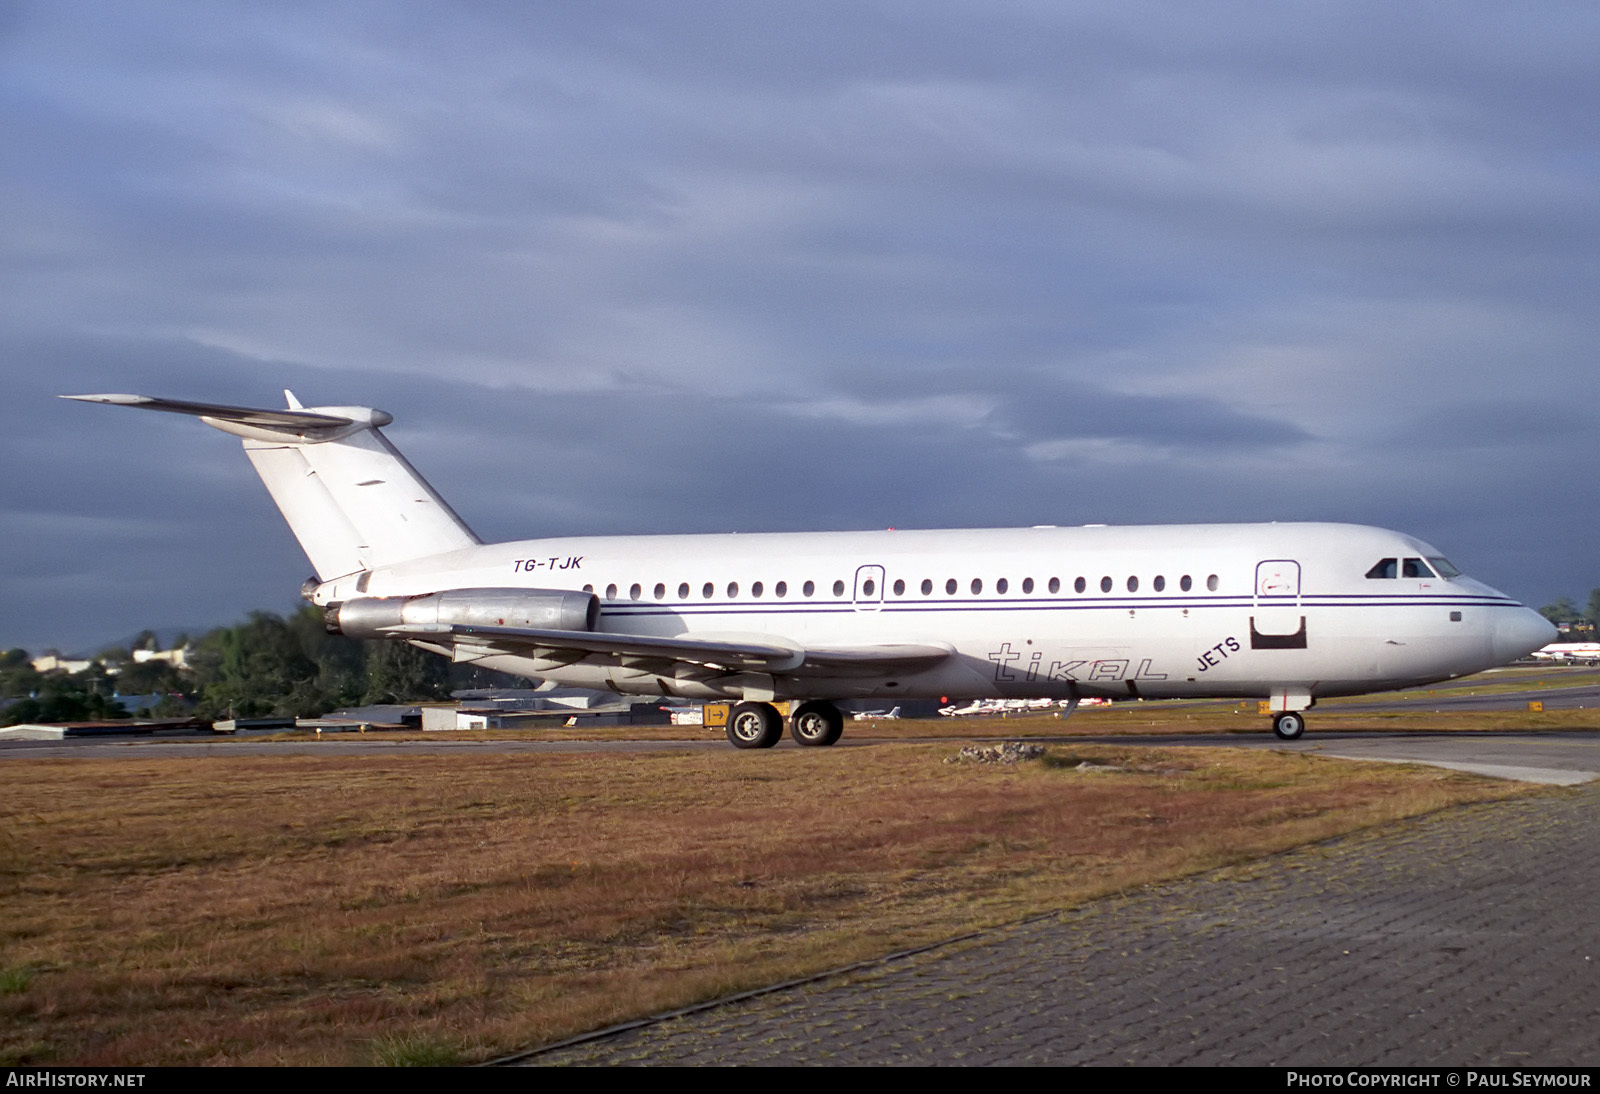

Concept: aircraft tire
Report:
left=1272, top=711, right=1306, bottom=740
left=727, top=702, right=783, bottom=749
left=789, top=700, right=844, bottom=747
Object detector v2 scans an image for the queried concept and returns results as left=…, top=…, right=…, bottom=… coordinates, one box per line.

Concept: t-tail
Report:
left=62, top=392, right=480, bottom=584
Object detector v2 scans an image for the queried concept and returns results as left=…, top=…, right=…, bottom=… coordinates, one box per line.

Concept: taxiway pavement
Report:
left=526, top=781, right=1600, bottom=1066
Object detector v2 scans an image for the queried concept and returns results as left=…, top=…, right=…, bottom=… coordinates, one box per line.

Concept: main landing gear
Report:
left=788, top=700, right=844, bottom=747
left=1272, top=711, right=1306, bottom=741
left=725, top=700, right=844, bottom=750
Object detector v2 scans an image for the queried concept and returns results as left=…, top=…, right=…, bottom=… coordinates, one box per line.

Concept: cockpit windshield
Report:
left=1367, top=556, right=1458, bottom=580
left=1428, top=557, right=1461, bottom=579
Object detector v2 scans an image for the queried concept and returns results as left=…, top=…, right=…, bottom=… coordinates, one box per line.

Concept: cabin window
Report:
left=629, top=583, right=642, bottom=600
left=1180, top=575, right=1192, bottom=592
left=702, top=582, right=714, bottom=598
left=893, top=579, right=905, bottom=596
left=1429, top=557, right=1462, bottom=579
left=1073, top=577, right=1084, bottom=594
left=1402, top=558, right=1435, bottom=578
left=996, top=578, right=1008, bottom=594
left=1048, top=577, right=1061, bottom=594
left=1366, top=558, right=1397, bottom=579
left=946, top=578, right=958, bottom=595
left=803, top=580, right=815, bottom=597
left=971, top=578, right=983, bottom=595
left=606, top=583, right=618, bottom=599
left=752, top=581, right=764, bottom=598
left=833, top=579, right=846, bottom=597
left=921, top=578, right=933, bottom=595
left=1207, top=574, right=1219, bottom=591
left=678, top=582, right=690, bottom=599
left=727, top=582, right=739, bottom=598
left=862, top=579, right=876, bottom=597
left=1100, top=576, right=1113, bottom=593
left=583, top=584, right=593, bottom=593
left=1153, top=575, right=1166, bottom=592
left=1022, top=577, right=1034, bottom=594
left=775, top=581, right=788, bottom=598
left=1126, top=576, right=1139, bottom=592
left=653, top=583, right=665, bottom=599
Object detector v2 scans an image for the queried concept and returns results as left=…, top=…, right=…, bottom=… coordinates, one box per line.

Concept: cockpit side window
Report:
left=1366, top=558, right=1397, bottom=579
left=1428, top=557, right=1461, bottom=579
left=1402, top=558, right=1436, bottom=578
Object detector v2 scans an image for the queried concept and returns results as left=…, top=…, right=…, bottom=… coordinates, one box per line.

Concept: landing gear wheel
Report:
left=727, top=702, right=783, bottom=749
left=1273, top=711, right=1306, bottom=740
left=789, top=701, right=844, bottom=747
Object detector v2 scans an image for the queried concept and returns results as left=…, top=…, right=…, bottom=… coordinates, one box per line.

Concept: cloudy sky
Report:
left=3, top=1, right=1597, bottom=653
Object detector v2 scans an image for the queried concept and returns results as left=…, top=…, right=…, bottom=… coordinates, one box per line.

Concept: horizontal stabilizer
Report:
left=62, top=393, right=367, bottom=438
left=66, top=391, right=479, bottom=579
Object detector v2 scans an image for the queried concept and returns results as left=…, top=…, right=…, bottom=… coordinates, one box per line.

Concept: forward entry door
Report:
left=1252, top=559, right=1306, bottom=648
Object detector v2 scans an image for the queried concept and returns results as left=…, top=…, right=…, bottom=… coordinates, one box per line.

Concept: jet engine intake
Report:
left=325, top=587, right=599, bottom=639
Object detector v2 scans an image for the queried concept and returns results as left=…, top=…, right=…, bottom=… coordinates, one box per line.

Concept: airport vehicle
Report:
left=67, top=392, right=1556, bottom=746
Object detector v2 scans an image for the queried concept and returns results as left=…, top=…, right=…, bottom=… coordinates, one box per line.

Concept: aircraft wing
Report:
left=451, top=624, right=952, bottom=678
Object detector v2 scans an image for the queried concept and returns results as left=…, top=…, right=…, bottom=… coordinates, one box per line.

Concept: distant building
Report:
left=31, top=645, right=191, bottom=676
left=132, top=647, right=191, bottom=669
left=30, top=654, right=93, bottom=674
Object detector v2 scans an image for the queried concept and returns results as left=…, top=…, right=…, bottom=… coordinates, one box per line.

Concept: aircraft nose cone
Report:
left=1493, top=608, right=1557, bottom=665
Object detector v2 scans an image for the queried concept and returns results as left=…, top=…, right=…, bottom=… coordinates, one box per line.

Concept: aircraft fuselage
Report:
left=310, top=521, right=1551, bottom=706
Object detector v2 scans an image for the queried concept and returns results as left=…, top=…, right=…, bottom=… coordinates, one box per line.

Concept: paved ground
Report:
left=1332, top=680, right=1600, bottom=712
left=526, top=784, right=1600, bottom=1066
left=1279, top=731, right=1600, bottom=786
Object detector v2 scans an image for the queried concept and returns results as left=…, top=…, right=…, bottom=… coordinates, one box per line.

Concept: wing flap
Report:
left=793, top=644, right=955, bottom=677
left=452, top=624, right=806, bottom=672
left=450, top=624, right=951, bottom=678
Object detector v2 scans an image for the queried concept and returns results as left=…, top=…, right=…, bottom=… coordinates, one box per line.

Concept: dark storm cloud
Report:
left=3, top=1, right=1598, bottom=650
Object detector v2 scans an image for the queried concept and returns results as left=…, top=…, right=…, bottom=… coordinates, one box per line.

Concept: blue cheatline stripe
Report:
left=596, top=594, right=1522, bottom=621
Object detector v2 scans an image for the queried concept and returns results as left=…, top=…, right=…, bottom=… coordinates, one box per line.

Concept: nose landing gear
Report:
left=1272, top=711, right=1306, bottom=740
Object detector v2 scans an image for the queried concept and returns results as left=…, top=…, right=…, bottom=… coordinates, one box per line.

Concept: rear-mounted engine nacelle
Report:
left=325, top=587, right=599, bottom=639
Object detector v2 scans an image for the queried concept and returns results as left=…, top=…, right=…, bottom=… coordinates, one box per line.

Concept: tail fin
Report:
left=63, top=392, right=480, bottom=580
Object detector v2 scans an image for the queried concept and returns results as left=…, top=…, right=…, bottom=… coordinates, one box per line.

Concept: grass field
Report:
left=0, top=734, right=1543, bottom=1066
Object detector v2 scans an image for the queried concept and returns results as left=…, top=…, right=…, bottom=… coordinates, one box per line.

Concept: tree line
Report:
left=1, top=607, right=529, bottom=726
left=1537, top=588, right=1600, bottom=636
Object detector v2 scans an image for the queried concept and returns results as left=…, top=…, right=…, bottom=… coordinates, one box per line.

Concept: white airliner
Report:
left=66, top=392, right=1556, bottom=747
left=1529, top=642, right=1600, bottom=663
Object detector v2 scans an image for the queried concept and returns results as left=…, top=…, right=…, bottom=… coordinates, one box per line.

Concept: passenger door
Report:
left=853, top=564, right=885, bottom=612
left=1252, top=559, right=1306, bottom=648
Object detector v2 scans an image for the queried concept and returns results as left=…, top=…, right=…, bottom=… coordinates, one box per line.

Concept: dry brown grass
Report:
left=0, top=742, right=1534, bottom=1065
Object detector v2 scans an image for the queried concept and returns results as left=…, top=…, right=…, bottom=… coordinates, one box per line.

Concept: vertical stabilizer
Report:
left=62, top=393, right=480, bottom=579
